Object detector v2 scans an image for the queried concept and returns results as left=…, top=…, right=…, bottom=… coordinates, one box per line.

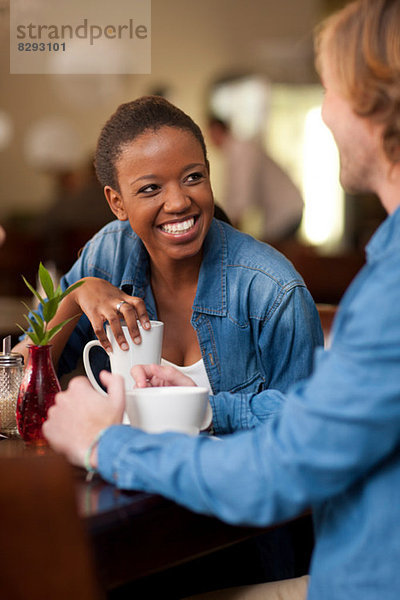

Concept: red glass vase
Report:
left=16, top=345, right=61, bottom=444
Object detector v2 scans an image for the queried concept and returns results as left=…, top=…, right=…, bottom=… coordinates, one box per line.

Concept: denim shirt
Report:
left=58, top=218, right=322, bottom=394
left=98, top=206, right=400, bottom=600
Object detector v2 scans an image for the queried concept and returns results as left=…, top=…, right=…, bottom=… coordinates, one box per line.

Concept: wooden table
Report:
left=0, top=438, right=275, bottom=597
left=75, top=469, right=270, bottom=593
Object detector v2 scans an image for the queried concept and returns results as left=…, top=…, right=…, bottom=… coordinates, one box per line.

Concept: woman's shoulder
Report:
left=82, top=219, right=137, bottom=255
left=218, top=221, right=305, bottom=290
left=75, top=219, right=142, bottom=276
left=89, top=219, right=136, bottom=242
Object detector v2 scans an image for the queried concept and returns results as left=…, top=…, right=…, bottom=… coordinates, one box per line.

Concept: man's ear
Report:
left=104, top=186, right=128, bottom=221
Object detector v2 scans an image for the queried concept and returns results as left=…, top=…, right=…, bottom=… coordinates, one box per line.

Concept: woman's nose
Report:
left=163, top=184, right=191, bottom=213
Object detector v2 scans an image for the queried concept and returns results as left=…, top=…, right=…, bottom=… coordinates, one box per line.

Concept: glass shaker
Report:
left=0, top=335, right=24, bottom=438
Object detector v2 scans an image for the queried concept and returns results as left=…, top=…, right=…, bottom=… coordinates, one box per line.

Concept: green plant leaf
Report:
left=16, top=323, right=27, bottom=336
left=22, top=314, right=31, bottom=327
left=27, top=332, right=40, bottom=345
left=20, top=264, right=86, bottom=346
left=21, top=275, right=45, bottom=306
left=16, top=323, right=40, bottom=345
left=39, top=262, right=54, bottom=299
left=23, top=314, right=40, bottom=333
left=19, top=314, right=45, bottom=344
left=21, top=302, right=44, bottom=329
left=21, top=301, right=31, bottom=312
left=42, top=297, right=59, bottom=323
left=59, top=280, right=85, bottom=301
left=27, top=315, right=44, bottom=339
left=31, top=311, right=44, bottom=329
left=45, top=315, right=79, bottom=342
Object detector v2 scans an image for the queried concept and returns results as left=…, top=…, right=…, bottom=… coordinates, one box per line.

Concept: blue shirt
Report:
left=98, top=207, right=400, bottom=599
left=58, top=218, right=322, bottom=395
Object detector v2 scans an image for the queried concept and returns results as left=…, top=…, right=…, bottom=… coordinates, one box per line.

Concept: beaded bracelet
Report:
left=84, top=428, right=108, bottom=476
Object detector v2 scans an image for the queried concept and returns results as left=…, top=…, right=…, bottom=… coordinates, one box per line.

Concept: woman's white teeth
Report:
left=161, top=217, right=195, bottom=234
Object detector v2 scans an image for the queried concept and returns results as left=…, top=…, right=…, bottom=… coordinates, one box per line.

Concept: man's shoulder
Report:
left=335, top=248, right=400, bottom=350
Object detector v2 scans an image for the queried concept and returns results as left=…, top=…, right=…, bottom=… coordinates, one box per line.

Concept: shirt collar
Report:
left=366, top=204, right=400, bottom=264
left=120, top=218, right=228, bottom=316
left=193, top=219, right=227, bottom=315
left=120, top=235, right=150, bottom=297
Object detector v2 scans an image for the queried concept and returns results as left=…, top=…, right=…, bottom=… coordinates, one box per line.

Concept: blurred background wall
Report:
left=0, top=0, right=321, bottom=216
left=0, top=0, right=381, bottom=308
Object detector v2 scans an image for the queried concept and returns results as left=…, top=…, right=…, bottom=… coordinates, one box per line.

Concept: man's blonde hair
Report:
left=315, top=0, right=400, bottom=163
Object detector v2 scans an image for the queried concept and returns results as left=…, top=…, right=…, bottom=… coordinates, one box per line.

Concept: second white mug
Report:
left=125, top=386, right=212, bottom=435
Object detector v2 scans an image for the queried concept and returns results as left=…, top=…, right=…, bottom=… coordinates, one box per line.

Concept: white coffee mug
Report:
left=83, top=320, right=164, bottom=394
left=125, top=386, right=212, bottom=435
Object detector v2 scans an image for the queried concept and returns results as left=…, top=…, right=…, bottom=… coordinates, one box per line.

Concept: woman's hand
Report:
left=43, top=371, right=125, bottom=469
left=131, top=364, right=196, bottom=388
left=69, top=277, right=151, bottom=351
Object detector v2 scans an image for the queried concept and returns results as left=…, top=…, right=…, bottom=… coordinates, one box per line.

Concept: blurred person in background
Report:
left=208, top=116, right=304, bottom=245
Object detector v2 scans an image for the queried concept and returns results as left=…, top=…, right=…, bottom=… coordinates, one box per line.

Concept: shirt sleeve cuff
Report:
left=97, top=424, right=143, bottom=484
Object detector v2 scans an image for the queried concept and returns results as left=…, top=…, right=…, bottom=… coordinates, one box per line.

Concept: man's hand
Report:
left=131, top=363, right=197, bottom=388
left=43, top=371, right=125, bottom=469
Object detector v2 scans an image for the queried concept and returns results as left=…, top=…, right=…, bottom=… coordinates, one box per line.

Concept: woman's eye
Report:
left=185, top=172, right=204, bottom=183
left=138, top=183, right=159, bottom=194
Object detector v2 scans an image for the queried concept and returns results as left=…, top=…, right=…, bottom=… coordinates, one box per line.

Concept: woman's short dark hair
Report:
left=94, top=95, right=208, bottom=191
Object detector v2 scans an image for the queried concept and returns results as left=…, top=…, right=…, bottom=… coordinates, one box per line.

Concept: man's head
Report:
left=315, top=0, right=400, bottom=166
left=315, top=0, right=400, bottom=208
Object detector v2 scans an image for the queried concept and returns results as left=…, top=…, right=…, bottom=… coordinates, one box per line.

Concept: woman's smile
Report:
left=158, top=215, right=199, bottom=238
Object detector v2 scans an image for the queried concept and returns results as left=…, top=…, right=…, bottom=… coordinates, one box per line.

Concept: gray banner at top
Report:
left=10, top=0, right=151, bottom=74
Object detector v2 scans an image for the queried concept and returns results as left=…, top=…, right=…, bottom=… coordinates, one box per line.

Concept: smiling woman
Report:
left=13, top=94, right=323, bottom=584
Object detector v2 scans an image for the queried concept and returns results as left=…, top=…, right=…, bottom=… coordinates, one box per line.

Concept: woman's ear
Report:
left=104, top=186, right=128, bottom=221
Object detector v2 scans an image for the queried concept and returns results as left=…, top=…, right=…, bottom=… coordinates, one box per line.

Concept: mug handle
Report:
left=82, top=340, right=107, bottom=396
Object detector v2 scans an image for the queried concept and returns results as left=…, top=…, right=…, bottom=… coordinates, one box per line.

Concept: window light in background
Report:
left=301, top=106, right=344, bottom=252
left=267, top=85, right=345, bottom=253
